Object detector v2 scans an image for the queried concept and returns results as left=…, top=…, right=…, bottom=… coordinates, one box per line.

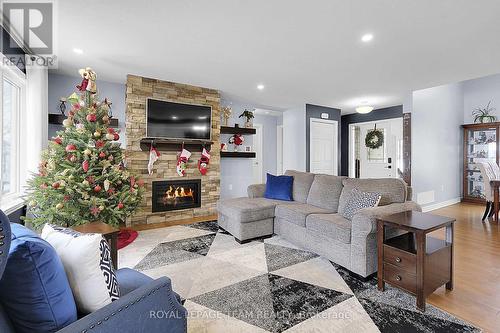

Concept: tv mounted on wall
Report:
left=146, top=98, right=212, bottom=140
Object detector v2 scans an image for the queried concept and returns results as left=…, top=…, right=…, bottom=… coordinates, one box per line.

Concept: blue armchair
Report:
left=0, top=213, right=187, bottom=333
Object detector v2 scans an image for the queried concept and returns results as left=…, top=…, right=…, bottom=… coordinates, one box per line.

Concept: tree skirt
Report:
left=118, top=229, right=138, bottom=249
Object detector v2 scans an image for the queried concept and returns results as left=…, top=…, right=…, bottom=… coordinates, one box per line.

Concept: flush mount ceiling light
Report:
left=73, top=48, right=83, bottom=54
left=356, top=106, right=374, bottom=114
left=257, top=84, right=265, bottom=90
left=361, top=34, right=374, bottom=42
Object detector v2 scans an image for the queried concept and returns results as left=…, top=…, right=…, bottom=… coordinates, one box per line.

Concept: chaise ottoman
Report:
left=217, top=197, right=286, bottom=243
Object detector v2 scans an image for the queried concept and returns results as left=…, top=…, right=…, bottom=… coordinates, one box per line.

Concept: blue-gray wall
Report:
left=340, top=105, right=403, bottom=176
left=219, top=100, right=281, bottom=199
left=412, top=83, right=463, bottom=209
left=48, top=73, right=126, bottom=146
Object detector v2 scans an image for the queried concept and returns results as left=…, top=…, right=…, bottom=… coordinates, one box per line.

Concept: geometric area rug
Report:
left=119, top=221, right=480, bottom=333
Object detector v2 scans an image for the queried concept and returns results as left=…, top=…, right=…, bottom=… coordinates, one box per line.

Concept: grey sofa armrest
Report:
left=351, top=201, right=422, bottom=236
left=58, top=277, right=187, bottom=333
left=247, top=183, right=266, bottom=198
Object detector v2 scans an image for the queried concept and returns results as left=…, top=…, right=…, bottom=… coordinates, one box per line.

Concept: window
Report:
left=0, top=57, right=25, bottom=207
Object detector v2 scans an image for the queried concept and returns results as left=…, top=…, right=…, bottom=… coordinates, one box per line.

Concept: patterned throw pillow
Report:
left=41, top=224, right=120, bottom=314
left=341, top=188, right=381, bottom=220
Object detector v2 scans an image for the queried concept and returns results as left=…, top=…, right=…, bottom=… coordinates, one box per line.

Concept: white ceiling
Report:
left=53, top=0, right=500, bottom=113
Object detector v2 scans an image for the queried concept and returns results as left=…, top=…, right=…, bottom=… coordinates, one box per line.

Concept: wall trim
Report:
left=421, top=197, right=461, bottom=212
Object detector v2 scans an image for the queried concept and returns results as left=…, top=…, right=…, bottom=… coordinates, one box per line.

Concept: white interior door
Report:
left=252, top=124, right=264, bottom=183
left=276, top=125, right=283, bottom=175
left=309, top=119, right=338, bottom=175
left=357, top=118, right=403, bottom=178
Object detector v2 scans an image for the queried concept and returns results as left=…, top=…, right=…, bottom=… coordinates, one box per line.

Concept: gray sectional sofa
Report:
left=217, top=170, right=421, bottom=278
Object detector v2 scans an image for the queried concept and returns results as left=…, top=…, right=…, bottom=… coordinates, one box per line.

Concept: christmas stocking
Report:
left=176, top=148, right=191, bottom=176
left=148, top=144, right=160, bottom=175
left=198, top=148, right=211, bottom=175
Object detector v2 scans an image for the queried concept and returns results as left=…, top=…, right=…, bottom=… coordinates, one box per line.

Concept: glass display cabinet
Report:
left=462, top=123, right=499, bottom=203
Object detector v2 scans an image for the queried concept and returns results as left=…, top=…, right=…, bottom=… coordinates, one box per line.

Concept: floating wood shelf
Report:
left=220, top=151, right=256, bottom=158
left=220, top=126, right=256, bottom=135
left=140, top=138, right=213, bottom=152
left=49, top=114, right=119, bottom=127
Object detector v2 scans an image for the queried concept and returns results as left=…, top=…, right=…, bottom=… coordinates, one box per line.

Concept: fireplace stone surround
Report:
left=125, top=75, right=220, bottom=227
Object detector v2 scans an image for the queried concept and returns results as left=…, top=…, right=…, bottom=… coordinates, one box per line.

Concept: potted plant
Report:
left=239, top=109, right=255, bottom=128
left=472, top=101, right=496, bottom=123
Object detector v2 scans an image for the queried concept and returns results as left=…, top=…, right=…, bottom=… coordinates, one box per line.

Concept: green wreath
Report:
left=365, top=129, right=384, bottom=149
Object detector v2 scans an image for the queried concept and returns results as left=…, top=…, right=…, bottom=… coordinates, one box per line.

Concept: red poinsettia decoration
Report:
left=229, top=134, right=244, bottom=146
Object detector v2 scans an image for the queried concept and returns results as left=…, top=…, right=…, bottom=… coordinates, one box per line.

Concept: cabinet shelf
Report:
left=220, top=126, right=256, bottom=135
left=220, top=151, right=255, bottom=158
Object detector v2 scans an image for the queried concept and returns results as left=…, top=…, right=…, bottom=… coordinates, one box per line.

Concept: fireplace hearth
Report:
left=152, top=179, right=201, bottom=213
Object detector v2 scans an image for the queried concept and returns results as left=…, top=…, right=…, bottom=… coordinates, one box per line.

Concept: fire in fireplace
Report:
left=152, top=179, right=201, bottom=212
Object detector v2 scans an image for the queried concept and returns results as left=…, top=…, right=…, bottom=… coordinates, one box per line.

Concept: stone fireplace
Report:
left=152, top=179, right=201, bottom=213
left=125, top=75, right=220, bottom=227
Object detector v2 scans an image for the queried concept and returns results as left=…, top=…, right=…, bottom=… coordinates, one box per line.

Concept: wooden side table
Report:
left=73, top=222, right=119, bottom=269
left=377, top=211, right=454, bottom=311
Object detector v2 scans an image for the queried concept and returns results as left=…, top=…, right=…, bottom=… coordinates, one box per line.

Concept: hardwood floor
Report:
left=427, top=202, right=500, bottom=333
left=125, top=204, right=498, bottom=331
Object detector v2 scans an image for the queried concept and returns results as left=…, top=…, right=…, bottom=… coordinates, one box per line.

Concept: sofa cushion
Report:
left=0, top=223, right=77, bottom=333
left=264, top=173, right=293, bottom=201
left=218, top=197, right=286, bottom=223
left=306, top=174, right=346, bottom=211
left=306, top=214, right=352, bottom=244
left=285, top=170, right=315, bottom=203
left=116, top=268, right=154, bottom=296
left=338, top=178, right=407, bottom=215
left=275, top=203, right=331, bottom=227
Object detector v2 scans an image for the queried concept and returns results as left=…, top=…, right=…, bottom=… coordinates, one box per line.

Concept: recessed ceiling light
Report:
left=257, top=84, right=265, bottom=90
left=73, top=48, right=83, bottom=54
left=172, top=116, right=178, bottom=119
left=356, top=106, right=374, bottom=114
left=361, top=34, right=373, bottom=42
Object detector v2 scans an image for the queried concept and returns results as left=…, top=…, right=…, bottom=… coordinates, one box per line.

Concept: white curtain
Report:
left=24, top=55, right=48, bottom=182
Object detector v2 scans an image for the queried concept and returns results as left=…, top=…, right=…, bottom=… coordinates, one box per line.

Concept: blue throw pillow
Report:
left=0, top=223, right=77, bottom=333
left=264, top=173, right=293, bottom=201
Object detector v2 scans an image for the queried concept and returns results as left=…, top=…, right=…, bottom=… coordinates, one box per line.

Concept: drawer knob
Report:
left=395, top=257, right=402, bottom=263
left=395, top=275, right=402, bottom=281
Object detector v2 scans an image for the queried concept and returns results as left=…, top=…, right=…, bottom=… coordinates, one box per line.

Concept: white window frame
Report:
left=0, top=54, right=27, bottom=214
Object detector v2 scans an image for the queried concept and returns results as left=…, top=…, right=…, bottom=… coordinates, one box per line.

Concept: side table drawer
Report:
left=383, top=262, right=416, bottom=294
left=383, top=244, right=416, bottom=274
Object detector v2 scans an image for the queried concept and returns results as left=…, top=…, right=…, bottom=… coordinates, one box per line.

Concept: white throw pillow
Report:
left=41, top=224, right=120, bottom=313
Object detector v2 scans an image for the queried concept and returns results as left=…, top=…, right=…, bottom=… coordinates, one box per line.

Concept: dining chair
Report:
left=477, top=161, right=496, bottom=220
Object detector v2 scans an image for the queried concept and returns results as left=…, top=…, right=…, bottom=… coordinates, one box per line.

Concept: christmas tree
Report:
left=25, top=68, right=144, bottom=228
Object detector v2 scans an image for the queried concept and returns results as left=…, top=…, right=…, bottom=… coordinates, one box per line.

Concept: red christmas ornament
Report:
left=99, top=152, right=106, bottom=158
left=130, top=176, right=136, bottom=188
left=73, top=103, right=81, bottom=110
left=96, top=140, right=104, bottom=148
left=107, top=188, right=115, bottom=196
left=40, top=183, right=48, bottom=189
left=107, top=128, right=115, bottom=134
left=117, top=202, right=124, bottom=209
left=94, top=185, right=102, bottom=192
left=53, top=136, right=62, bottom=145
left=86, top=114, right=97, bottom=122
left=82, top=160, right=89, bottom=172
left=113, top=133, right=120, bottom=141
left=65, top=144, right=76, bottom=152
left=63, top=195, right=70, bottom=201
left=52, top=182, right=60, bottom=189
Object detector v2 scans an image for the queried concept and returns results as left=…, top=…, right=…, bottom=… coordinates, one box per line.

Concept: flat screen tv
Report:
left=146, top=99, right=212, bottom=140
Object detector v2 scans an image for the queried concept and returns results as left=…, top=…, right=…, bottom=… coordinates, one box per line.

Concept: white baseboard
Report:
left=421, top=197, right=461, bottom=212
